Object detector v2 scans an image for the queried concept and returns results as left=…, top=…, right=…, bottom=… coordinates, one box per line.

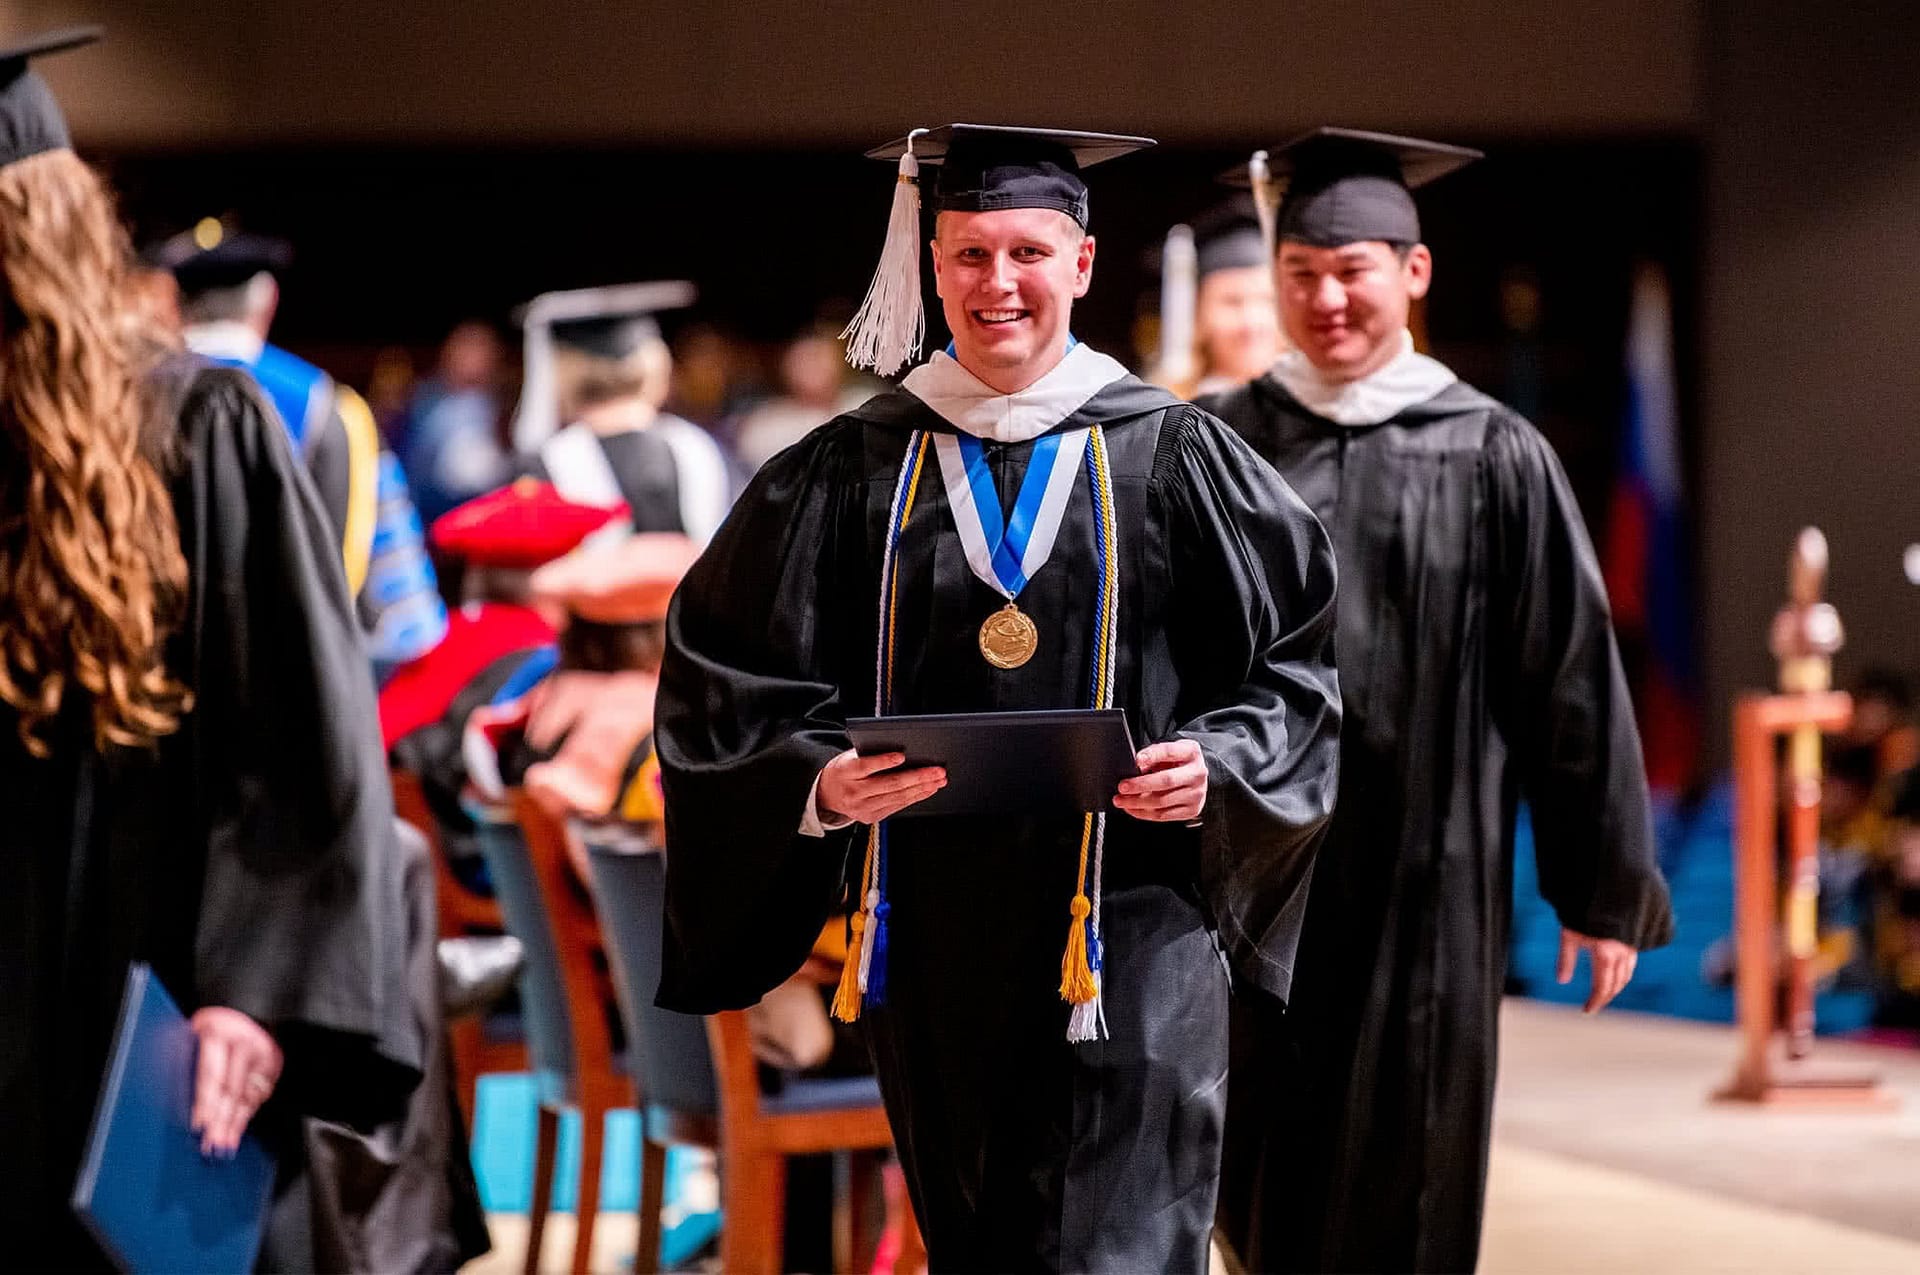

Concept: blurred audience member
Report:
left=153, top=219, right=448, bottom=675
left=513, top=282, right=733, bottom=544
left=733, top=326, right=875, bottom=475
left=382, top=482, right=620, bottom=886
left=402, top=320, right=512, bottom=524
left=1878, top=769, right=1920, bottom=1024
left=1845, top=666, right=1918, bottom=786
left=367, top=344, right=418, bottom=442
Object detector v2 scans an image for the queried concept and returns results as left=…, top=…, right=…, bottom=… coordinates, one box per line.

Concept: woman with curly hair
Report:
left=0, top=31, right=420, bottom=1269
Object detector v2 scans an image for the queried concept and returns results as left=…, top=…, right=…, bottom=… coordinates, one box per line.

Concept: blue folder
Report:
left=71, top=963, right=276, bottom=1274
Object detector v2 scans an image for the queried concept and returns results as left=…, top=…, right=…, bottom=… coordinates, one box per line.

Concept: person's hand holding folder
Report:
left=818, top=749, right=948, bottom=824
left=1111, top=739, right=1208, bottom=822
left=188, top=1008, right=281, bottom=1157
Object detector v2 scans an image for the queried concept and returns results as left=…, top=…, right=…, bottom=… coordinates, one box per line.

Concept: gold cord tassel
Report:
left=832, top=908, right=868, bottom=1023
left=1060, top=893, right=1097, bottom=1004
left=1059, top=813, right=1099, bottom=1004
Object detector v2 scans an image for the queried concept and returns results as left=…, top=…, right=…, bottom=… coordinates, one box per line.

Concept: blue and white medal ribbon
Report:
left=934, top=427, right=1090, bottom=668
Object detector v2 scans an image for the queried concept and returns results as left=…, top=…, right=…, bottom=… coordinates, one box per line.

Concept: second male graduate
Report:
left=655, top=124, right=1339, bottom=1271
left=1204, top=129, right=1675, bottom=1273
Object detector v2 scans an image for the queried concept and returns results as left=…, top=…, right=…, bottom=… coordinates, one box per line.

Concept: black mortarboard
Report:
left=509, top=280, right=696, bottom=452
left=148, top=218, right=294, bottom=294
left=1189, top=197, right=1268, bottom=277
left=867, top=124, right=1153, bottom=228
left=1231, top=127, right=1481, bottom=249
left=846, top=123, right=1154, bottom=375
left=0, top=26, right=99, bottom=170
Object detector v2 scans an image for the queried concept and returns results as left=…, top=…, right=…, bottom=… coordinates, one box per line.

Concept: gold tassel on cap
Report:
left=843, top=128, right=928, bottom=377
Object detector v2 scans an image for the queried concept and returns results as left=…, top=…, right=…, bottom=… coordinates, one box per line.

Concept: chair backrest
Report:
left=476, top=795, right=619, bottom=1093
left=391, top=766, right=505, bottom=938
left=586, top=843, right=719, bottom=1118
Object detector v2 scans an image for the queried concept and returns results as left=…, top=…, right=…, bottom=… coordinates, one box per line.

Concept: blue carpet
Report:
left=470, top=1073, right=721, bottom=1266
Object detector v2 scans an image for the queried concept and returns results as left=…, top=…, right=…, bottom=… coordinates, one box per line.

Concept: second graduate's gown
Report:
left=1202, top=367, right=1675, bottom=1273
left=656, top=348, right=1340, bottom=1272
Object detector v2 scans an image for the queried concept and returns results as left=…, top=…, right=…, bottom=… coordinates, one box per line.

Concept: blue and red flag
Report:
left=1603, top=266, right=1700, bottom=793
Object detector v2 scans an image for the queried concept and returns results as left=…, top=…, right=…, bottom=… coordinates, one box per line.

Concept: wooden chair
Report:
left=477, top=792, right=625, bottom=1275
left=586, top=841, right=920, bottom=1275
left=389, top=766, right=526, bottom=1124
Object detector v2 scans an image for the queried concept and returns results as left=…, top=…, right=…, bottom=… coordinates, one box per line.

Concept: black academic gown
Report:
left=0, top=362, right=422, bottom=1271
left=656, top=376, right=1340, bottom=1273
left=1202, top=375, right=1674, bottom=1274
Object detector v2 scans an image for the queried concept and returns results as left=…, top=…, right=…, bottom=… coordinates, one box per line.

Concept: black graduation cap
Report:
left=147, top=218, right=294, bottom=294
left=867, top=124, right=1154, bottom=228
left=846, top=123, right=1155, bottom=376
left=0, top=26, right=99, bottom=170
left=1229, top=127, right=1482, bottom=249
left=509, top=280, right=696, bottom=453
left=1188, top=197, right=1268, bottom=278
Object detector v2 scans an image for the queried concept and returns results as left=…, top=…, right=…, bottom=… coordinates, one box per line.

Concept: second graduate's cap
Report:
left=0, top=26, right=98, bottom=171
left=508, top=280, right=696, bottom=454
left=147, top=218, right=294, bottom=294
left=844, top=123, right=1154, bottom=376
left=1233, top=127, right=1482, bottom=249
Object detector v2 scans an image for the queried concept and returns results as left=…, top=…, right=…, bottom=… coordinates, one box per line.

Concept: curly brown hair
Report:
left=0, top=148, right=189, bottom=756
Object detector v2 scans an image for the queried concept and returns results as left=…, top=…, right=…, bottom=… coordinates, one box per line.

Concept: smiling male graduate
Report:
left=652, top=123, right=1340, bottom=1271
left=1202, top=128, right=1675, bottom=1273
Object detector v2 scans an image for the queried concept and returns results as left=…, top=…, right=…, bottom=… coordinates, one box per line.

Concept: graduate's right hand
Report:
left=189, top=1006, right=283, bottom=1158
left=817, top=749, right=946, bottom=825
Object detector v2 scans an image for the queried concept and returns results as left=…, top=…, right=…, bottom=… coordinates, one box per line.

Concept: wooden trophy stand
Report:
left=1716, top=529, right=1895, bottom=1108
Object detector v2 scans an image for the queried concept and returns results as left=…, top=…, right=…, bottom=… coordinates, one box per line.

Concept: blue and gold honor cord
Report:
left=835, top=426, right=1119, bottom=1044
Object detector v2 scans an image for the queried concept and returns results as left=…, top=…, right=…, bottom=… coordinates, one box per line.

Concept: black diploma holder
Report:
left=846, top=708, right=1141, bottom=819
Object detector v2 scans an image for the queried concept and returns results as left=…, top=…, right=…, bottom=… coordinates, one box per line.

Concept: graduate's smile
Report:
left=932, top=207, right=1094, bottom=393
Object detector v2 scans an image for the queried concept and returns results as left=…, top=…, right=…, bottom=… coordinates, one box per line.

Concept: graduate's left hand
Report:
left=189, top=1007, right=283, bottom=1158
left=1115, top=739, right=1208, bottom=822
left=1557, top=928, right=1639, bottom=1014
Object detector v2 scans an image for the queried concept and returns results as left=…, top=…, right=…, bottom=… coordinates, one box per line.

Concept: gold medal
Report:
left=978, top=602, right=1039, bottom=669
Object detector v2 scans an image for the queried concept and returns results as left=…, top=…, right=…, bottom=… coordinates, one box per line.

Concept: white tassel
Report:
left=857, top=887, right=880, bottom=991
left=510, top=314, right=558, bottom=455
left=1248, top=150, right=1280, bottom=257
left=1067, top=980, right=1103, bottom=1043
left=1157, top=224, right=1197, bottom=390
left=843, top=131, right=928, bottom=377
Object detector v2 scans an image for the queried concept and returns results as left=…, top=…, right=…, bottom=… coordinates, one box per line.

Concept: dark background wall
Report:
left=1700, top=1, right=1920, bottom=746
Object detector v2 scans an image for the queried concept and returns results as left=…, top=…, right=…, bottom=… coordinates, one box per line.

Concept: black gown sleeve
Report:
left=654, top=423, right=862, bottom=1012
left=172, top=367, right=422, bottom=1128
left=1486, top=414, right=1674, bottom=950
left=1153, top=407, right=1342, bottom=1003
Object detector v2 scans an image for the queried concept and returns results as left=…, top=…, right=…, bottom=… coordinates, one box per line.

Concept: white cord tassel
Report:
left=1156, top=224, right=1197, bottom=390
left=843, top=131, right=927, bottom=377
left=510, top=312, right=558, bottom=455
left=1248, top=149, right=1280, bottom=257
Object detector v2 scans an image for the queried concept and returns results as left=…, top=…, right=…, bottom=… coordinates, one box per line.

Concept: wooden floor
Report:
left=465, top=1002, right=1920, bottom=1273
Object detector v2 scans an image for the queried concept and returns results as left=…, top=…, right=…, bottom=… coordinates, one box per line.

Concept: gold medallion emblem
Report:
left=978, top=602, right=1039, bottom=669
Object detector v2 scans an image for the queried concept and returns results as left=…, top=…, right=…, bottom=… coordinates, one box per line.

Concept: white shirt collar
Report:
left=1268, top=330, right=1457, bottom=426
left=183, top=320, right=266, bottom=366
left=900, top=342, right=1130, bottom=442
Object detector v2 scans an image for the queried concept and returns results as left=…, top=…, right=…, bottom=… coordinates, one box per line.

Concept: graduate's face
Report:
left=1276, top=240, right=1431, bottom=381
left=931, top=209, right=1093, bottom=393
left=1197, top=264, right=1282, bottom=383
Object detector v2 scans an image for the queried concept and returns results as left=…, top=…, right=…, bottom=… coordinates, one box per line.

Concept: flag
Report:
left=1603, top=264, right=1700, bottom=793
